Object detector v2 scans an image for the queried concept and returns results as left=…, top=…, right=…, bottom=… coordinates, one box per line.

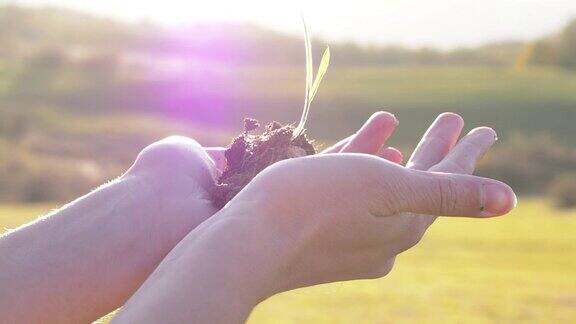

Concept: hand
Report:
left=0, top=111, right=402, bottom=323
left=121, top=136, right=221, bottom=252
left=225, top=113, right=516, bottom=292
left=123, top=111, right=403, bottom=249
left=113, top=113, right=516, bottom=324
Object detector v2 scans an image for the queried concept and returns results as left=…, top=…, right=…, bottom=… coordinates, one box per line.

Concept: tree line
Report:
left=527, top=18, right=576, bottom=70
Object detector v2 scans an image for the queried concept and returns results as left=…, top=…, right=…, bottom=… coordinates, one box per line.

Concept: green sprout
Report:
left=292, top=19, right=331, bottom=139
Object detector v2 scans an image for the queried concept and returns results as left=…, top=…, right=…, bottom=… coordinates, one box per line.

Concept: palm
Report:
left=228, top=113, right=502, bottom=290
left=128, top=112, right=400, bottom=240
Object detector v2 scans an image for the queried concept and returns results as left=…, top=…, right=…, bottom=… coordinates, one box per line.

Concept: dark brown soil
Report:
left=212, top=118, right=316, bottom=208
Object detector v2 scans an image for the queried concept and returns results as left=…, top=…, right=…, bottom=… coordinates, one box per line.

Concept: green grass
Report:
left=7, top=66, right=575, bottom=148
left=2, top=199, right=575, bottom=323
left=235, top=66, right=576, bottom=148
left=3, top=66, right=576, bottom=164
left=0, top=204, right=57, bottom=232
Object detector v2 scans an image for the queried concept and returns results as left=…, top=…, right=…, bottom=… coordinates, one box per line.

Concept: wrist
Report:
left=212, top=199, right=316, bottom=296
left=86, top=175, right=168, bottom=267
left=115, top=204, right=293, bottom=323
left=204, top=207, right=292, bottom=303
left=123, top=170, right=217, bottom=254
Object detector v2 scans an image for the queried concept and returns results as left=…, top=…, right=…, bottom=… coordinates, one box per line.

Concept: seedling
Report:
left=212, top=21, right=331, bottom=208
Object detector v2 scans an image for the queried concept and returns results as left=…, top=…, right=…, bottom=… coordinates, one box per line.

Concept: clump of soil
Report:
left=212, top=118, right=316, bottom=208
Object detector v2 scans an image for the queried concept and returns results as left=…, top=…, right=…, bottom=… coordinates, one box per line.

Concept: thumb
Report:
left=394, top=169, right=517, bottom=218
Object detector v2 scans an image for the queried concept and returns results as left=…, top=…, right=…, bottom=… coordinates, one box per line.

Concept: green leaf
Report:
left=294, top=17, right=314, bottom=138
left=293, top=18, right=330, bottom=139
left=309, top=46, right=330, bottom=102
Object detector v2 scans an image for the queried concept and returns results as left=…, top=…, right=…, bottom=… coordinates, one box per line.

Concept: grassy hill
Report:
left=1, top=5, right=576, bottom=202
left=231, top=66, right=576, bottom=148
left=2, top=65, right=576, bottom=202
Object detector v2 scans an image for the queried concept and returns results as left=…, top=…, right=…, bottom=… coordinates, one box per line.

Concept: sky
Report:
left=7, top=0, right=576, bottom=49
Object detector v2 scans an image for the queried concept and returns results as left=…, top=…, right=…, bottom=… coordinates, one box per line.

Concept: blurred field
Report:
left=3, top=5, right=576, bottom=203
left=235, top=66, right=576, bottom=148
left=2, top=5, right=576, bottom=323
left=2, top=199, right=575, bottom=323
left=4, top=65, right=576, bottom=203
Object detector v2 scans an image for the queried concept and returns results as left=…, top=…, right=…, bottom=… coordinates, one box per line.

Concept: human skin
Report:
left=0, top=112, right=400, bottom=323
left=113, top=113, right=517, bottom=324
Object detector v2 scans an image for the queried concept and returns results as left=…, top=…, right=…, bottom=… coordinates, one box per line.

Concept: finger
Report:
left=377, top=147, right=403, bottom=164
left=406, top=113, right=464, bottom=171
left=340, top=112, right=398, bottom=154
left=205, top=147, right=227, bottom=172
left=418, top=127, right=497, bottom=227
left=394, top=169, right=517, bottom=218
left=430, top=127, right=497, bottom=174
left=322, top=135, right=353, bottom=153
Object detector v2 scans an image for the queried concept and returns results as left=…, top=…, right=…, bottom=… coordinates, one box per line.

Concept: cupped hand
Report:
left=112, top=112, right=515, bottom=324
left=223, top=113, right=516, bottom=293
left=121, top=112, right=401, bottom=250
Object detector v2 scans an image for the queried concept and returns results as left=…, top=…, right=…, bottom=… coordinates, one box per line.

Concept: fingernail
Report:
left=467, top=127, right=497, bottom=141
left=480, top=183, right=516, bottom=217
left=385, top=112, right=398, bottom=126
